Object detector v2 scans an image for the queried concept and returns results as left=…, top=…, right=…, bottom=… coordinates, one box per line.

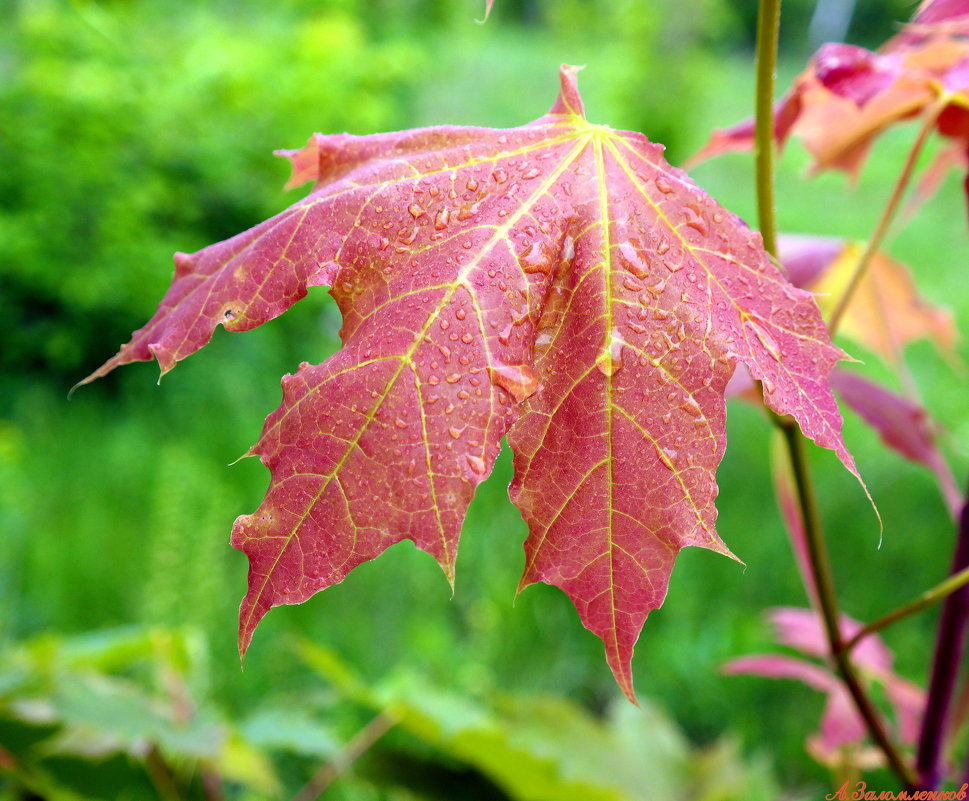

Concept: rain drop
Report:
left=488, top=364, right=539, bottom=402
left=617, top=242, right=648, bottom=279
left=686, top=218, right=707, bottom=236
left=655, top=444, right=676, bottom=471
left=466, top=454, right=486, bottom=475
left=745, top=314, right=782, bottom=361
left=683, top=396, right=703, bottom=417
left=458, top=202, right=480, bottom=221
left=595, top=336, right=623, bottom=377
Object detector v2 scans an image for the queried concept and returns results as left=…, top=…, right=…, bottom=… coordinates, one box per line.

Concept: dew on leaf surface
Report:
left=488, top=364, right=539, bottom=402
left=466, top=454, right=486, bottom=475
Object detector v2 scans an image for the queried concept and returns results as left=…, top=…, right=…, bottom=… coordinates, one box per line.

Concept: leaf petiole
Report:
left=827, top=95, right=950, bottom=337
left=844, top=564, right=969, bottom=654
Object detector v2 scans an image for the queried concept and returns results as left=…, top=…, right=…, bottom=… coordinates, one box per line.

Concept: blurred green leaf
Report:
left=298, top=642, right=779, bottom=801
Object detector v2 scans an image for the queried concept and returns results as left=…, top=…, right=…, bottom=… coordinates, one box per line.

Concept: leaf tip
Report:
left=237, top=591, right=264, bottom=665
left=607, top=645, right=638, bottom=706
left=474, top=0, right=494, bottom=23
left=550, top=64, right=586, bottom=119
left=66, top=378, right=86, bottom=400
left=228, top=447, right=256, bottom=467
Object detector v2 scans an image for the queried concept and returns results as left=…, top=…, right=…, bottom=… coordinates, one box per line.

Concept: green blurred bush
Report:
left=0, top=626, right=781, bottom=800
left=0, top=0, right=424, bottom=380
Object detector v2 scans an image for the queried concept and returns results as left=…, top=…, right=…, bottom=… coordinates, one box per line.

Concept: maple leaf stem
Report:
left=917, top=485, right=969, bottom=790
left=291, top=711, right=397, bottom=801
left=827, top=97, right=948, bottom=337
left=777, top=418, right=919, bottom=788
left=754, top=0, right=781, bottom=257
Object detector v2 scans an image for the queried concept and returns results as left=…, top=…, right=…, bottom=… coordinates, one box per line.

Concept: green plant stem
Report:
left=753, top=0, right=916, bottom=785
left=778, top=421, right=918, bottom=787
left=753, top=0, right=780, bottom=256
left=844, top=565, right=969, bottom=653
left=292, top=712, right=396, bottom=801
left=827, top=97, right=947, bottom=336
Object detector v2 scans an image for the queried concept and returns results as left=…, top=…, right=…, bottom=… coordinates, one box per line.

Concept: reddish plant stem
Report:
left=918, top=483, right=969, bottom=789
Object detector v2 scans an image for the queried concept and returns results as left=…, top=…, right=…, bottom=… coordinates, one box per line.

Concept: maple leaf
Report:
left=737, top=235, right=962, bottom=516
left=777, top=234, right=959, bottom=365
left=80, top=66, right=857, bottom=701
left=910, top=0, right=969, bottom=35
left=687, top=6, right=969, bottom=218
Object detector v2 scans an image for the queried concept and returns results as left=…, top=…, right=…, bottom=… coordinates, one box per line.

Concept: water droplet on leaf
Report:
left=466, top=454, right=486, bottom=475
left=617, top=242, right=647, bottom=279
left=488, top=364, right=539, bottom=402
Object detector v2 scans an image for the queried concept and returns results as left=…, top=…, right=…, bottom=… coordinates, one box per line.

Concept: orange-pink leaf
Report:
left=81, top=67, right=858, bottom=701
left=688, top=12, right=969, bottom=211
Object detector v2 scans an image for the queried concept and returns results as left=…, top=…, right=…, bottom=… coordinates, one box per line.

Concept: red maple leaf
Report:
left=80, top=67, right=857, bottom=701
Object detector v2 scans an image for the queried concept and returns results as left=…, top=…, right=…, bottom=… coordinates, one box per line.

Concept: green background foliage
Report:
left=2, top=0, right=966, bottom=798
